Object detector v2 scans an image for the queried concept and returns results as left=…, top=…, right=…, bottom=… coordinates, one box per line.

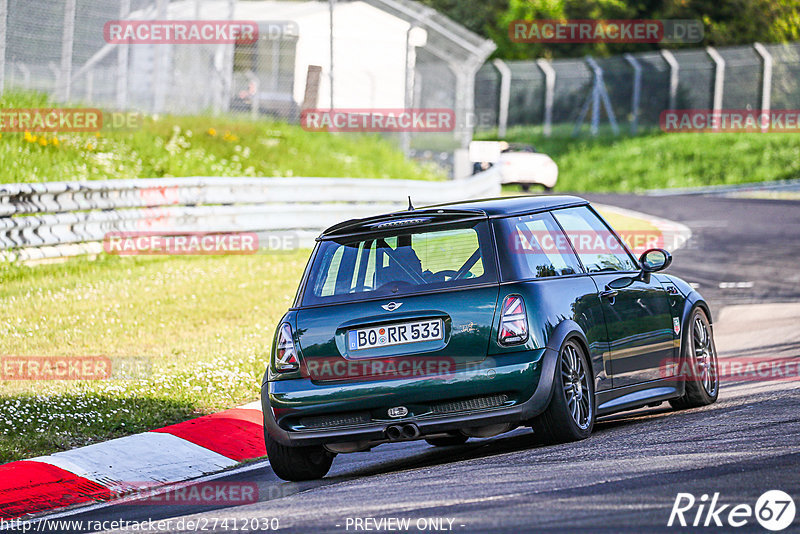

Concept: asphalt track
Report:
left=25, top=193, right=800, bottom=533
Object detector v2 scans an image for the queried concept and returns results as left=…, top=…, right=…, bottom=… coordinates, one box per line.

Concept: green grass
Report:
left=0, top=91, right=443, bottom=183
left=0, top=252, right=309, bottom=463
left=478, top=125, right=800, bottom=192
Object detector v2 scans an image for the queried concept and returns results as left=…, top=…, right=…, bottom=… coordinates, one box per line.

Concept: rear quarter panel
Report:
left=491, top=277, right=612, bottom=392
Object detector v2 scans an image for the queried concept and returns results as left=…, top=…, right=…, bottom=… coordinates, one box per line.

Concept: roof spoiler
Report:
left=319, top=208, right=486, bottom=240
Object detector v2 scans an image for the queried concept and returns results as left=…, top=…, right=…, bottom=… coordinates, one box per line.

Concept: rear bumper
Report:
left=261, top=347, right=558, bottom=447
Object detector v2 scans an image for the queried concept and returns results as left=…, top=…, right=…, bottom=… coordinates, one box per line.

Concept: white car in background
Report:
left=471, top=141, right=559, bottom=192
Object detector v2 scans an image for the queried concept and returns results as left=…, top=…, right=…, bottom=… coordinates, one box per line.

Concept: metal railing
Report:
left=0, top=171, right=500, bottom=261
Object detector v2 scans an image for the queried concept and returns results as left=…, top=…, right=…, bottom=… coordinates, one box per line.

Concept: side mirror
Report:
left=607, top=249, right=672, bottom=290
left=639, top=248, right=672, bottom=273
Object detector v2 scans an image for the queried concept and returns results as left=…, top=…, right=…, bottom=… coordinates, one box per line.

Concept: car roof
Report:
left=427, top=195, right=587, bottom=216
left=320, top=195, right=589, bottom=239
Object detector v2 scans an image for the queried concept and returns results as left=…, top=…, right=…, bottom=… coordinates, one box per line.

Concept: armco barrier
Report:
left=0, top=170, right=500, bottom=261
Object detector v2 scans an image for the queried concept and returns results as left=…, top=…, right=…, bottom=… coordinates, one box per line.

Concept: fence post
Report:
left=536, top=59, right=554, bottom=137
left=492, top=58, right=510, bottom=137
left=59, top=0, right=77, bottom=102
left=329, top=0, right=335, bottom=108
left=753, top=42, right=772, bottom=133
left=624, top=53, right=642, bottom=135
left=0, top=0, right=7, bottom=96
left=220, top=0, right=236, bottom=113
left=706, top=46, right=725, bottom=131
left=661, top=49, right=678, bottom=111
left=116, top=0, right=131, bottom=109
left=153, top=0, right=168, bottom=112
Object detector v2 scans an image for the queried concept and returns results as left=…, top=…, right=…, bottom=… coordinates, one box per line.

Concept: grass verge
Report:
left=0, top=91, right=443, bottom=183
left=479, top=125, right=800, bottom=192
left=0, top=252, right=308, bottom=463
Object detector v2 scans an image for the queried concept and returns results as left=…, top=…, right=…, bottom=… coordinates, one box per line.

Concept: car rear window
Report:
left=301, top=221, right=497, bottom=305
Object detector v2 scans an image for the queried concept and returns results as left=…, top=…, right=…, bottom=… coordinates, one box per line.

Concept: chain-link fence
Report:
left=0, top=0, right=496, bottom=177
left=475, top=42, right=800, bottom=136
left=1, top=0, right=301, bottom=119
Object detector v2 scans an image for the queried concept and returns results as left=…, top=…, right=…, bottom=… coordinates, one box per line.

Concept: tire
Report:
left=425, top=434, right=469, bottom=447
left=669, top=308, right=719, bottom=410
left=530, top=339, right=595, bottom=444
left=264, top=432, right=335, bottom=481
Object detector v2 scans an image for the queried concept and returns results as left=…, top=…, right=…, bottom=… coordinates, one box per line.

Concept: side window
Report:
left=495, top=212, right=583, bottom=280
left=551, top=206, right=638, bottom=273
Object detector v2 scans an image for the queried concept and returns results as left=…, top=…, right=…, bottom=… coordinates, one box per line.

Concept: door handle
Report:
left=600, top=289, right=619, bottom=299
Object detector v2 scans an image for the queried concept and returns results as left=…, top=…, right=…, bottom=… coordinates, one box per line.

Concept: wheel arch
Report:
left=545, top=319, right=596, bottom=386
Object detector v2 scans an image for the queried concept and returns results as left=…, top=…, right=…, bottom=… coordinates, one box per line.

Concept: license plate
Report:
left=348, top=319, right=443, bottom=351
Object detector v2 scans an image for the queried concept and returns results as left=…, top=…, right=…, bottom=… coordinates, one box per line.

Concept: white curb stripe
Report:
left=31, top=432, right=238, bottom=494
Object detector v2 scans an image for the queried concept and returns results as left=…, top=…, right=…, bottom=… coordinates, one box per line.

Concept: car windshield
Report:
left=301, top=221, right=496, bottom=305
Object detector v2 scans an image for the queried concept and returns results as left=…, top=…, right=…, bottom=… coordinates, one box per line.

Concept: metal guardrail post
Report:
left=0, top=0, right=7, bottom=96
left=624, top=53, right=642, bottom=135
left=492, top=58, right=511, bottom=138
left=706, top=46, right=725, bottom=131
left=536, top=59, right=554, bottom=137
left=753, top=42, right=773, bottom=133
left=661, top=49, right=679, bottom=111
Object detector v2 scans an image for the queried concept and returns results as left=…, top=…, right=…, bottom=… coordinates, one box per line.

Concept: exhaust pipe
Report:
left=401, top=423, right=420, bottom=439
left=385, top=425, right=403, bottom=441
left=385, top=423, right=420, bottom=441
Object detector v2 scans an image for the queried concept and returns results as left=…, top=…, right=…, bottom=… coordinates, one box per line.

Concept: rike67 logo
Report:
left=669, top=490, right=796, bottom=531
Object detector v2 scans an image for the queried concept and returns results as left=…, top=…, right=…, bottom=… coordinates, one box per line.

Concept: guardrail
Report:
left=0, top=170, right=501, bottom=261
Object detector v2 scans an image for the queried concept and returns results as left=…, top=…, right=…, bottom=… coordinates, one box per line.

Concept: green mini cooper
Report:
left=261, top=196, right=718, bottom=480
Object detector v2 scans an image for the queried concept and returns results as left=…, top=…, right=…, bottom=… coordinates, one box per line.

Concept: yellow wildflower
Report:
left=207, top=128, right=217, bottom=136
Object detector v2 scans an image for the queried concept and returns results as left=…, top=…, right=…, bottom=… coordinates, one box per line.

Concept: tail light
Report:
left=275, top=323, right=299, bottom=372
left=498, top=295, right=528, bottom=346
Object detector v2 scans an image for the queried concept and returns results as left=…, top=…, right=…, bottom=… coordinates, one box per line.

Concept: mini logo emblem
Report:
left=388, top=406, right=408, bottom=418
left=382, top=302, right=403, bottom=311
left=673, top=317, right=681, bottom=335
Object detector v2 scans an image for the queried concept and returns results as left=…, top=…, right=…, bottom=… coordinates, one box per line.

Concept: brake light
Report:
left=275, top=323, right=299, bottom=372
left=498, top=295, right=528, bottom=346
